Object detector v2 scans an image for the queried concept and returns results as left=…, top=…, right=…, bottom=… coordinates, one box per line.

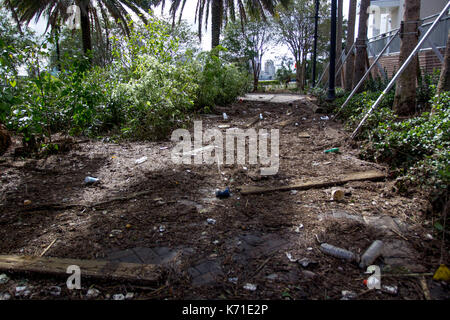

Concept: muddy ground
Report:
left=0, top=96, right=448, bottom=300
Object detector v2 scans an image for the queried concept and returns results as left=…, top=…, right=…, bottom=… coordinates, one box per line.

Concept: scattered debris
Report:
left=86, top=288, right=100, bottom=298
left=40, top=238, right=57, bottom=257
left=359, top=240, right=383, bottom=269
left=320, top=243, right=359, bottom=262
left=158, top=225, right=166, bottom=233
left=84, top=176, right=99, bottom=184
left=23, top=200, right=32, bottom=206
left=125, top=292, right=135, bottom=300
left=420, top=278, right=431, bottom=300
left=290, top=190, right=298, bottom=195
left=381, top=285, right=398, bottom=295
left=207, top=218, right=216, bottom=225
left=320, top=116, right=330, bottom=120
left=243, top=283, right=257, bottom=291
left=218, top=124, right=230, bottom=129
left=331, top=189, right=345, bottom=201
left=341, top=290, right=357, bottom=300
left=0, top=292, right=11, bottom=300
left=215, top=187, right=230, bottom=199
left=294, top=224, right=304, bottom=233
left=425, top=234, right=433, bottom=240
left=0, top=274, right=9, bottom=284
left=286, top=252, right=297, bottom=262
left=113, top=293, right=125, bottom=300
left=324, top=148, right=339, bottom=154
left=48, top=286, right=61, bottom=296
left=259, top=113, right=263, bottom=120
left=15, top=286, right=31, bottom=297
left=159, top=146, right=169, bottom=150
left=433, top=264, right=450, bottom=282
left=228, top=277, right=238, bottom=284
left=298, top=258, right=317, bottom=268
left=134, top=156, right=148, bottom=165
left=223, top=113, right=228, bottom=121
left=302, top=270, right=317, bottom=279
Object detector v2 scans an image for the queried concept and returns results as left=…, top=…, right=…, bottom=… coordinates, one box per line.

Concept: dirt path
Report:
left=0, top=97, right=448, bottom=300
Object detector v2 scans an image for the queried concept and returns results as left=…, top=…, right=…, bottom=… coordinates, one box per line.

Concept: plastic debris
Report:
left=259, top=113, right=263, bottom=120
left=286, top=252, right=297, bottom=262
left=381, top=285, right=398, bottom=295
left=49, top=286, right=61, bottom=296
left=223, top=112, right=228, bottom=120
left=0, top=293, right=11, bottom=300
left=207, top=218, right=216, bottom=225
left=341, top=290, right=357, bottom=300
left=331, top=189, right=344, bottom=201
left=294, top=224, right=304, bottom=233
left=433, top=264, right=450, bottom=282
left=215, top=187, right=230, bottom=199
left=135, top=156, right=148, bottom=164
left=290, top=190, right=298, bottom=195
left=320, top=116, right=330, bottom=120
left=298, top=258, right=317, bottom=268
left=363, top=276, right=380, bottom=289
left=228, top=277, right=238, bottom=284
left=425, top=234, right=433, bottom=240
left=15, top=286, right=30, bottom=297
left=359, top=240, right=383, bottom=268
left=159, top=146, right=169, bottom=150
left=218, top=124, right=230, bottom=129
left=86, top=288, right=100, bottom=298
left=0, top=274, right=9, bottom=284
left=159, top=225, right=166, bottom=233
left=243, top=283, right=257, bottom=291
left=320, top=243, right=359, bottom=262
left=125, top=292, right=135, bottom=300
left=113, top=294, right=125, bottom=300
left=84, top=176, right=99, bottom=184
left=213, top=240, right=220, bottom=245
left=23, top=200, right=32, bottom=206
left=324, top=148, right=339, bottom=154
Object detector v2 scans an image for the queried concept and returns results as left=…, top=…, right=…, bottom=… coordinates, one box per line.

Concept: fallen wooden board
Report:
left=239, top=170, right=385, bottom=195
left=0, top=255, right=161, bottom=285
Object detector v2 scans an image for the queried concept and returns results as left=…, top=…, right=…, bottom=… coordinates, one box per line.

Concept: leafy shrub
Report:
left=195, top=47, right=249, bottom=108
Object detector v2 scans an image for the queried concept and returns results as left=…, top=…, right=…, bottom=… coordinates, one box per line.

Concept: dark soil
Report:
left=0, top=97, right=448, bottom=300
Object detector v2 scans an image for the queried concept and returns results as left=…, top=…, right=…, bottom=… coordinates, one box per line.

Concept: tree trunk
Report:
left=0, top=123, right=11, bottom=156
left=345, top=0, right=357, bottom=91
left=393, top=0, right=420, bottom=115
left=336, top=0, right=343, bottom=87
left=211, top=0, right=223, bottom=48
left=295, top=60, right=302, bottom=90
left=353, top=0, right=370, bottom=91
left=437, top=30, right=450, bottom=94
left=76, top=0, right=92, bottom=57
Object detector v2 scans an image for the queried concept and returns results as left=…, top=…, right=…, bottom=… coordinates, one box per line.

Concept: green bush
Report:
left=195, top=46, right=249, bottom=108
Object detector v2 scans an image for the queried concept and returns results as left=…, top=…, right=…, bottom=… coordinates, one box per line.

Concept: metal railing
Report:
left=367, top=12, right=450, bottom=57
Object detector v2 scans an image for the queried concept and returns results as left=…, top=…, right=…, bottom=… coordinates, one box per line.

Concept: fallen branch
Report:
left=40, top=239, right=57, bottom=257
left=420, top=277, right=431, bottom=300
left=239, top=170, right=386, bottom=195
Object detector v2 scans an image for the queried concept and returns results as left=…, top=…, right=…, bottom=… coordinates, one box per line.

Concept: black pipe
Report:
left=312, top=0, right=320, bottom=87
left=327, top=0, right=337, bottom=101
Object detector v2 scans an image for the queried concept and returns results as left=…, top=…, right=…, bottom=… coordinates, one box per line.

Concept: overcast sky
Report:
left=24, top=0, right=353, bottom=68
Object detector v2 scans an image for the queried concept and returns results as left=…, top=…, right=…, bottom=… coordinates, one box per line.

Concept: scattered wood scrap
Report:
left=239, top=170, right=386, bottom=195
left=0, top=255, right=161, bottom=285
left=246, top=116, right=260, bottom=128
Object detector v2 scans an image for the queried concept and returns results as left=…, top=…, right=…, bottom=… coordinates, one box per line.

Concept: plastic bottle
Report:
left=363, top=277, right=381, bottom=290
left=84, top=176, right=99, bottom=184
left=359, top=240, right=384, bottom=268
left=320, top=243, right=359, bottom=262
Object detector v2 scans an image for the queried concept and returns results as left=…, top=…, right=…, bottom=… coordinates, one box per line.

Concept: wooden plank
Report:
left=0, top=255, right=161, bottom=285
left=239, top=170, right=385, bottom=195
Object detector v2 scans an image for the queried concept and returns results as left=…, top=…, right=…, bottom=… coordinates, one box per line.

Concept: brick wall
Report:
left=369, top=48, right=445, bottom=78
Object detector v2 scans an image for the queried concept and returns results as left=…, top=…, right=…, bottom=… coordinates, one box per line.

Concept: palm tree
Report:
left=157, top=0, right=289, bottom=49
left=8, top=0, right=152, bottom=57
left=344, top=0, right=356, bottom=91
left=352, top=0, right=369, bottom=91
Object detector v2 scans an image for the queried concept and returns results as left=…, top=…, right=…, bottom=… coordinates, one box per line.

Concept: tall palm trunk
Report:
left=393, top=0, right=420, bottom=115
left=336, top=0, right=343, bottom=87
left=345, top=0, right=356, bottom=91
left=437, top=31, right=450, bottom=94
left=76, top=0, right=92, bottom=56
left=211, top=0, right=223, bottom=48
left=353, top=0, right=370, bottom=91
